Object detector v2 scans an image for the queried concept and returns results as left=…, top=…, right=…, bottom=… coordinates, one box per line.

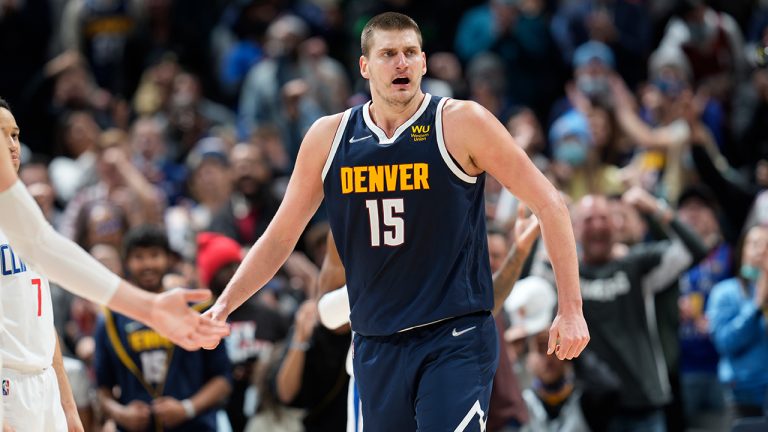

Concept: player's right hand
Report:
left=198, top=303, right=230, bottom=350
left=149, top=288, right=230, bottom=351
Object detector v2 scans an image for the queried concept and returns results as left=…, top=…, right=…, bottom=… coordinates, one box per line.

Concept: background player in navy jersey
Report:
left=202, top=12, right=589, bottom=431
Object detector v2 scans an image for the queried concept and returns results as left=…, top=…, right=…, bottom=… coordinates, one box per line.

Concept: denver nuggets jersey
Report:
left=0, top=229, right=55, bottom=372
left=322, top=94, right=493, bottom=336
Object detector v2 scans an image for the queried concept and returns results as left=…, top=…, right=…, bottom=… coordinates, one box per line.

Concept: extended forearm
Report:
left=0, top=181, right=120, bottom=305
left=217, top=229, right=298, bottom=315
left=536, top=198, right=582, bottom=311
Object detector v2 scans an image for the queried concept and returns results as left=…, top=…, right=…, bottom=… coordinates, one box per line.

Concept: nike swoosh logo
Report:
left=452, top=326, right=476, bottom=337
left=349, top=135, right=372, bottom=143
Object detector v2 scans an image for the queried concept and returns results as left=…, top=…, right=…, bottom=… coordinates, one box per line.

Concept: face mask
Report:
left=740, top=264, right=761, bottom=282
left=577, top=76, right=609, bottom=98
left=554, top=140, right=588, bottom=166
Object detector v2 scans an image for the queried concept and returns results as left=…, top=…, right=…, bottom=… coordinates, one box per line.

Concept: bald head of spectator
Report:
left=575, top=195, right=614, bottom=265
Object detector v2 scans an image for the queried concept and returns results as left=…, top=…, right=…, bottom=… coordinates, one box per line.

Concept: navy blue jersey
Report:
left=94, top=307, right=232, bottom=431
left=322, top=94, right=493, bottom=336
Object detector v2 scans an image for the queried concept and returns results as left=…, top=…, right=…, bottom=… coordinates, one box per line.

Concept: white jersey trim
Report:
left=362, top=93, right=432, bottom=145
left=436, top=98, right=477, bottom=184
left=322, top=109, right=353, bottom=182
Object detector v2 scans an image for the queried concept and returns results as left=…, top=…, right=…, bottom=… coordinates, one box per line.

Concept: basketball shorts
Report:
left=353, top=311, right=498, bottom=432
left=2, top=366, right=67, bottom=431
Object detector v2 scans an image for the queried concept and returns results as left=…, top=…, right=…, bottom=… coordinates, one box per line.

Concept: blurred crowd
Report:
left=3, top=0, right=768, bottom=430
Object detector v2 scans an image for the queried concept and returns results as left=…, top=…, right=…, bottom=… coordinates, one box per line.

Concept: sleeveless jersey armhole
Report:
left=322, top=109, right=353, bottom=182
left=435, top=98, right=478, bottom=184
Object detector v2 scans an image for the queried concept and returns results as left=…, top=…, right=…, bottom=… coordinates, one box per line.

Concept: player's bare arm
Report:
left=205, top=113, right=343, bottom=328
left=52, top=332, right=84, bottom=432
left=442, top=100, right=590, bottom=360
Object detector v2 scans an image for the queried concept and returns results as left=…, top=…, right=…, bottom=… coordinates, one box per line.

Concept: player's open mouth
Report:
left=392, top=77, right=410, bottom=85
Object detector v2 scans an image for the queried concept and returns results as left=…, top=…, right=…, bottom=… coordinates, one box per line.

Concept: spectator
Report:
left=706, top=224, right=768, bottom=422
left=534, top=189, right=708, bottom=432
left=49, top=110, right=101, bottom=202
left=274, top=299, right=350, bottom=432
left=60, top=128, right=165, bottom=239
left=547, top=110, right=623, bottom=201
left=506, top=276, right=620, bottom=432
left=196, top=232, right=289, bottom=431
left=659, top=0, right=746, bottom=102
left=677, top=185, right=731, bottom=431
left=95, top=225, right=232, bottom=431
left=238, top=14, right=349, bottom=165
left=129, top=116, right=187, bottom=205
left=209, top=143, right=279, bottom=246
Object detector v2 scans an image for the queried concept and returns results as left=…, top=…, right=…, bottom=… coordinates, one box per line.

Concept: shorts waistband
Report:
left=396, top=310, right=490, bottom=333
left=3, top=365, right=50, bottom=376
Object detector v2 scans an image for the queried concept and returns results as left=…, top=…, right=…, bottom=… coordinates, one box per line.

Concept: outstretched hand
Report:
left=548, top=308, right=590, bottom=360
left=148, top=288, right=230, bottom=351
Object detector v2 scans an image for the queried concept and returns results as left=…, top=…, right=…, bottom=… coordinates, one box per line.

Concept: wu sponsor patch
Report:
left=410, top=124, right=430, bottom=142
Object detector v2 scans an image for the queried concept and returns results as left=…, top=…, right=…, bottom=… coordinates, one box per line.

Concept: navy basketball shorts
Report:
left=352, top=311, right=499, bottom=432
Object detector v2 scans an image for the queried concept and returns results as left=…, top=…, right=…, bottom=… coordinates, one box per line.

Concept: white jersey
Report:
left=0, top=229, right=55, bottom=372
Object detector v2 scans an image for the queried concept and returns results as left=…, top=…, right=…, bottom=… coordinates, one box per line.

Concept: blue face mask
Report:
left=740, top=264, right=761, bottom=282
left=554, top=140, right=588, bottom=166
left=577, top=76, right=610, bottom=98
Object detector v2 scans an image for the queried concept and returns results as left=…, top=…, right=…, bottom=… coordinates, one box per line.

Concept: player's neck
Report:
left=368, top=91, right=425, bottom=138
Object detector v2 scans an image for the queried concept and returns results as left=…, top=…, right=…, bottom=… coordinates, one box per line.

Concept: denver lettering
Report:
left=340, top=163, right=429, bottom=194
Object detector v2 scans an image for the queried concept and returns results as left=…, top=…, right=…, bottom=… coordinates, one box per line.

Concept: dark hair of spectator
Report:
left=122, top=225, right=172, bottom=258
left=361, top=12, right=422, bottom=57
left=0, top=97, right=10, bottom=112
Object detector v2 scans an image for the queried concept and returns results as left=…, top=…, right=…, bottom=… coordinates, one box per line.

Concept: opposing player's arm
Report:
left=443, top=101, right=589, bottom=360
left=52, top=331, right=84, bottom=432
left=209, top=114, right=344, bottom=321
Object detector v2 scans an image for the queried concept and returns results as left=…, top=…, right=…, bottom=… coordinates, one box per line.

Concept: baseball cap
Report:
left=196, top=232, right=243, bottom=288
left=549, top=110, right=592, bottom=145
left=573, top=41, right=615, bottom=69
left=503, top=276, right=557, bottom=337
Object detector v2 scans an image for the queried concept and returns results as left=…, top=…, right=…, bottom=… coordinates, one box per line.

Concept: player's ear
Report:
left=360, top=55, right=370, bottom=80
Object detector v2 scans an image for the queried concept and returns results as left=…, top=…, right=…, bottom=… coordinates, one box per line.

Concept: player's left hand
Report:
left=152, top=397, right=187, bottom=428
left=548, top=309, right=589, bottom=360
left=148, top=288, right=230, bottom=351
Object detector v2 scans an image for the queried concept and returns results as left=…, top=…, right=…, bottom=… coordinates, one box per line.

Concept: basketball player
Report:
left=317, top=204, right=542, bottom=432
left=0, top=98, right=229, bottom=428
left=203, top=12, right=589, bottom=431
